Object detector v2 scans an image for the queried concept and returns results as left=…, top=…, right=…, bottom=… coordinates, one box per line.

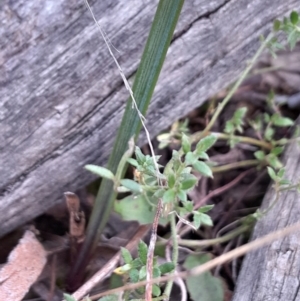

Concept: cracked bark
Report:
left=0, top=0, right=299, bottom=239
left=232, top=122, right=300, bottom=301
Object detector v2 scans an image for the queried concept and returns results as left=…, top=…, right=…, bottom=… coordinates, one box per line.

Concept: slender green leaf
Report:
left=277, top=168, right=285, bottom=178
left=195, top=135, right=217, bottom=154
left=121, top=247, right=133, bottom=264
left=168, top=172, right=176, bottom=188
left=193, top=161, right=213, bottom=178
left=271, top=114, right=294, bottom=127
left=70, top=0, right=186, bottom=281
left=198, top=205, right=214, bottom=213
left=271, top=146, right=284, bottom=156
left=267, top=166, right=277, bottom=181
left=138, top=241, right=148, bottom=265
left=182, top=133, right=191, bottom=154
left=197, top=151, right=209, bottom=160
left=127, top=158, right=139, bottom=167
left=85, top=165, right=115, bottom=180
left=120, top=179, right=142, bottom=193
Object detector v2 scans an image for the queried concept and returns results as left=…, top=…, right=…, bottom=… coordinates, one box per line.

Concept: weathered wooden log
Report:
left=232, top=128, right=300, bottom=301
left=1, top=0, right=299, bottom=237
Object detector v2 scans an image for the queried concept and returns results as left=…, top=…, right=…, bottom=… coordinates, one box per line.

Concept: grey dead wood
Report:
left=232, top=129, right=300, bottom=301
left=0, top=0, right=299, bottom=237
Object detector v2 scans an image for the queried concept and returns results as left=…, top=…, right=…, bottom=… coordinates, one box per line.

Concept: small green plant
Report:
left=88, top=135, right=216, bottom=230
left=111, top=241, right=175, bottom=300
left=224, top=107, right=248, bottom=148
left=67, top=8, right=300, bottom=301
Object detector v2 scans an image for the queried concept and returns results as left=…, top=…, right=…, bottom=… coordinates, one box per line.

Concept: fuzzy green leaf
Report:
left=195, top=135, right=217, bottom=154
left=138, top=241, right=148, bottom=265
left=120, top=179, right=142, bottom=193
left=177, top=189, right=187, bottom=202
left=271, top=114, right=294, bottom=127
left=271, top=146, right=284, bottom=156
left=180, top=174, right=198, bottom=190
left=168, top=172, right=176, bottom=188
left=267, top=166, right=277, bottom=181
left=254, top=150, right=265, bottom=160
left=182, top=133, right=191, bottom=154
left=199, top=213, right=213, bottom=226
left=197, top=151, right=209, bottom=160
left=121, top=247, right=133, bottom=264
left=273, top=19, right=281, bottom=31
left=184, top=254, right=223, bottom=301
left=264, top=127, right=274, bottom=141
left=114, top=195, right=168, bottom=226
left=152, top=284, right=161, bottom=297
left=185, top=152, right=198, bottom=165
left=131, top=258, right=143, bottom=268
left=193, top=212, right=213, bottom=228
left=290, top=11, right=299, bottom=25
left=193, top=161, right=213, bottom=178
left=277, top=168, right=285, bottom=178
left=85, top=165, right=115, bottom=180
left=129, top=268, right=139, bottom=283
left=127, top=158, right=139, bottom=167
left=267, top=154, right=283, bottom=169
left=163, top=189, right=176, bottom=203
left=159, top=262, right=175, bottom=274
left=279, top=179, right=291, bottom=185
left=135, top=147, right=146, bottom=164
left=139, top=265, right=147, bottom=280
left=182, top=200, right=194, bottom=212
left=153, top=266, right=161, bottom=278
left=198, top=205, right=214, bottom=213
left=193, top=214, right=201, bottom=229
left=63, top=294, right=76, bottom=301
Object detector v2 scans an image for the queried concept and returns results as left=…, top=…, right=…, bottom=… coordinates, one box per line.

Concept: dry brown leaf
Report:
left=0, top=230, right=47, bottom=300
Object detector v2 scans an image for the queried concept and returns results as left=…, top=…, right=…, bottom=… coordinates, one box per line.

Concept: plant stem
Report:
left=68, top=0, right=185, bottom=289
left=191, top=131, right=272, bottom=150
left=163, top=213, right=179, bottom=299
left=211, top=160, right=259, bottom=173
left=177, top=225, right=250, bottom=248
left=200, top=33, right=273, bottom=138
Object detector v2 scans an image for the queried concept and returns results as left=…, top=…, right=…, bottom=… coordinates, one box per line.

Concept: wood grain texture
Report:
left=0, top=0, right=299, bottom=237
left=232, top=130, right=300, bottom=301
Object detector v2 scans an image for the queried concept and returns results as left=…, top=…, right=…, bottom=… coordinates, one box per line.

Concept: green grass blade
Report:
left=68, top=0, right=185, bottom=288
